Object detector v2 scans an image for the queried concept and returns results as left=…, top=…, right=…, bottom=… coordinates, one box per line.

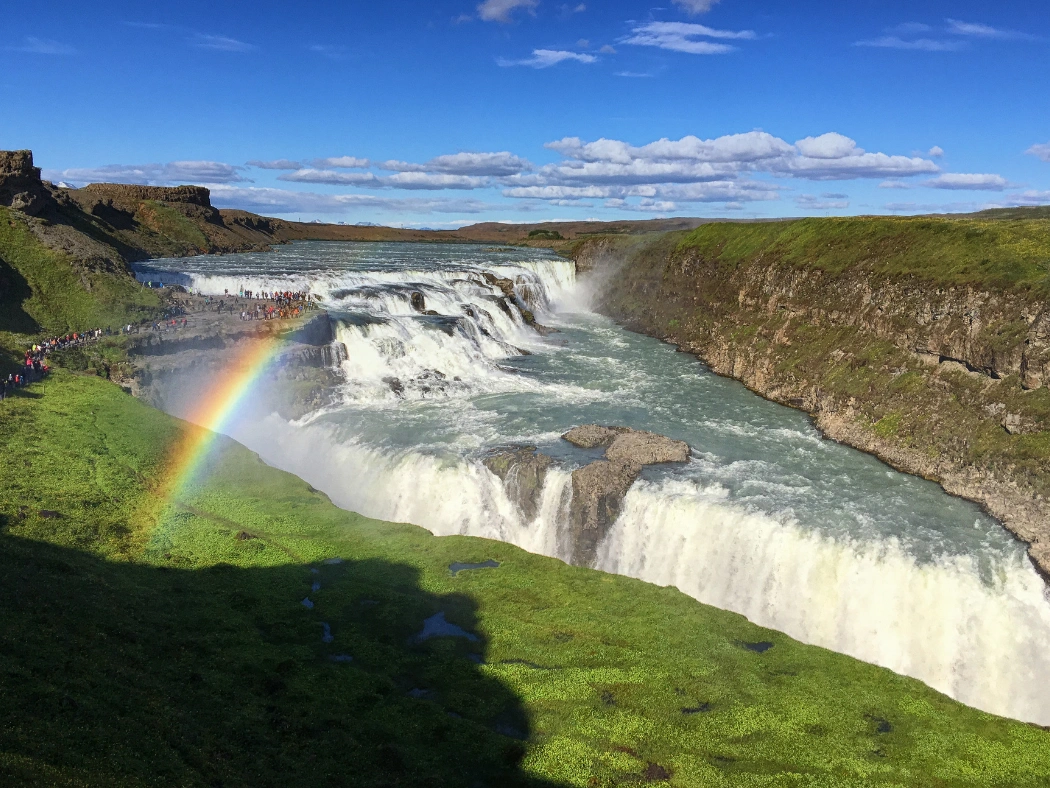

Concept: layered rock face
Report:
left=0, top=150, right=50, bottom=215
left=576, top=233, right=1050, bottom=580
left=80, top=183, right=212, bottom=207
left=485, top=426, right=690, bottom=566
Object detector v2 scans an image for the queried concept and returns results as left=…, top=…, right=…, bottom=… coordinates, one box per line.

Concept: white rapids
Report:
left=140, top=240, right=1050, bottom=725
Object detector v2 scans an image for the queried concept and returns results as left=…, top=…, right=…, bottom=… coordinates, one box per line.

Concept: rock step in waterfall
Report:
left=485, top=425, right=690, bottom=566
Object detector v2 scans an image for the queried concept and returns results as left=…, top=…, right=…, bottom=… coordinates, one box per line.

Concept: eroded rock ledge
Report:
left=484, top=426, right=689, bottom=566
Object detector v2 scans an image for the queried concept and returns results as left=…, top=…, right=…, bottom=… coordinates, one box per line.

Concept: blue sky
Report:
left=3, top=0, right=1048, bottom=226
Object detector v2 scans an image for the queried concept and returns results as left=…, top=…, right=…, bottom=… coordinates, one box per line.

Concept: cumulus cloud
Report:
left=380, top=151, right=531, bottom=176
left=312, top=156, right=371, bottom=169
left=1026, top=143, right=1050, bottom=163
left=477, top=0, right=538, bottom=23
left=247, top=159, right=303, bottom=170
left=923, top=173, right=1009, bottom=191
left=531, top=132, right=936, bottom=186
left=190, top=33, right=254, bottom=52
left=208, top=186, right=495, bottom=215
left=384, top=172, right=488, bottom=190
left=48, top=161, right=250, bottom=186
left=672, top=0, right=722, bottom=14
left=13, top=36, right=76, bottom=55
left=621, top=21, right=754, bottom=55
left=928, top=146, right=945, bottom=157
left=498, top=49, right=597, bottom=67
left=278, top=169, right=380, bottom=186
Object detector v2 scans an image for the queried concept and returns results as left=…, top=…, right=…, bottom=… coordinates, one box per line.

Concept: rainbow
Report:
left=155, top=334, right=286, bottom=513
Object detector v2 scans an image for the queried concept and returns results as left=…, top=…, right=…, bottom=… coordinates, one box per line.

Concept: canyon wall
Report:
left=575, top=222, right=1050, bottom=578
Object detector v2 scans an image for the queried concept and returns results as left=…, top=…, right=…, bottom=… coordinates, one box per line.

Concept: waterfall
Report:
left=148, top=242, right=1050, bottom=726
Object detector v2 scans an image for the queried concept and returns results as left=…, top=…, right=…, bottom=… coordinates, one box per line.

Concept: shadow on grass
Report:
left=0, top=533, right=565, bottom=788
left=0, top=256, right=40, bottom=335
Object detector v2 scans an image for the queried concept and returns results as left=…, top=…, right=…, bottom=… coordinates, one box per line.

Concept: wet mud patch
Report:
left=449, top=559, right=500, bottom=576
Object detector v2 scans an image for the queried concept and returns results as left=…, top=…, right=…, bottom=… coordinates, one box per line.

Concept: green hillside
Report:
left=676, top=215, right=1050, bottom=292
left=0, top=205, right=163, bottom=368
left=1, top=371, right=1048, bottom=787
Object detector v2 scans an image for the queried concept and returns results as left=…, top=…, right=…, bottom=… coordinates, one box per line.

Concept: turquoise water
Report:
left=140, top=241, right=1050, bottom=724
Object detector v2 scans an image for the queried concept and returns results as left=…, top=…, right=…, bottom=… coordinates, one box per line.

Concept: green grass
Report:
left=0, top=206, right=163, bottom=369
left=2, top=372, right=1049, bottom=786
left=676, top=217, right=1050, bottom=292
left=134, top=200, right=210, bottom=252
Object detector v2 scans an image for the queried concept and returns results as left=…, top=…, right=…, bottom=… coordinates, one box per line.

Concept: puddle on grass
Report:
left=449, top=559, right=500, bottom=576
left=739, top=641, right=775, bottom=653
left=323, top=558, right=344, bottom=565
left=413, top=612, right=479, bottom=643
left=312, top=582, right=321, bottom=592
left=321, top=622, right=334, bottom=643
left=330, top=654, right=353, bottom=663
left=301, top=598, right=314, bottom=609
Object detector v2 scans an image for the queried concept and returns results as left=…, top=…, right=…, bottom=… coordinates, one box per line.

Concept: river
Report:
left=137, top=240, right=1050, bottom=725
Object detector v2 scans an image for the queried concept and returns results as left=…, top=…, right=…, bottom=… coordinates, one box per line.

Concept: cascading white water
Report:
left=141, top=240, right=1050, bottom=726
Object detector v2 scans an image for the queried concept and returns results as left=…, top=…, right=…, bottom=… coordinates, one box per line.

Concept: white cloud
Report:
left=621, top=21, right=754, bottom=55
left=278, top=169, right=379, bottom=186
left=855, top=36, right=964, bottom=52
left=384, top=172, right=488, bottom=190
left=190, top=33, right=254, bottom=52
left=247, top=159, right=303, bottom=170
left=208, top=186, right=496, bottom=215
left=946, top=19, right=1033, bottom=40
left=923, top=173, right=1009, bottom=191
left=928, top=146, right=944, bottom=157
left=672, top=0, right=722, bottom=14
left=1002, top=190, right=1050, bottom=206
left=312, top=156, right=371, bottom=169
left=498, top=49, right=597, bottom=68
left=797, top=194, right=850, bottom=210
left=599, top=44, right=616, bottom=54
left=1026, top=143, right=1050, bottom=163
left=48, top=161, right=250, bottom=185
left=795, top=132, right=860, bottom=159
left=879, top=180, right=911, bottom=189
left=381, top=151, right=531, bottom=176
left=477, top=0, right=538, bottom=23
left=14, top=36, right=76, bottom=55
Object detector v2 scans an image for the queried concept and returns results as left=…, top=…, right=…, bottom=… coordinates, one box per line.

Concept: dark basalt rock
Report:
left=483, top=446, right=553, bottom=522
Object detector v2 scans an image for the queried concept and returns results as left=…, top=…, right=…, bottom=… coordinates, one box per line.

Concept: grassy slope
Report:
left=0, top=206, right=163, bottom=369
left=1, top=373, right=1049, bottom=787
left=676, top=216, right=1050, bottom=292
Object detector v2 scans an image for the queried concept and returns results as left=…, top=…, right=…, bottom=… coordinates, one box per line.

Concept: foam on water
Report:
left=143, top=241, right=1050, bottom=725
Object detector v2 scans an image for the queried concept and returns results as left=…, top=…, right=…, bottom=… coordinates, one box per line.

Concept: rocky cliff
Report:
left=575, top=218, right=1050, bottom=579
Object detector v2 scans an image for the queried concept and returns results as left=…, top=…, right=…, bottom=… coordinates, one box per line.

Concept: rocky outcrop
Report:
left=0, top=150, right=50, bottom=216
left=564, top=426, right=690, bottom=565
left=577, top=230, right=1050, bottom=581
left=483, top=446, right=553, bottom=522
left=483, top=426, right=690, bottom=566
left=80, top=183, right=213, bottom=207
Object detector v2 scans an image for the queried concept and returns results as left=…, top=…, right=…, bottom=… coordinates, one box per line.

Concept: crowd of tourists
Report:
left=2, top=287, right=313, bottom=402
left=1, top=329, right=105, bottom=400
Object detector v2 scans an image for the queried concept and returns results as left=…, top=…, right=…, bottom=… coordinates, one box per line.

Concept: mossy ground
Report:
left=0, top=205, right=163, bottom=371
left=676, top=216, right=1050, bottom=292
left=2, top=372, right=1049, bottom=786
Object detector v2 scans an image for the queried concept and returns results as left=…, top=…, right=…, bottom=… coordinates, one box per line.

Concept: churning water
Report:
left=139, top=241, right=1050, bottom=724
